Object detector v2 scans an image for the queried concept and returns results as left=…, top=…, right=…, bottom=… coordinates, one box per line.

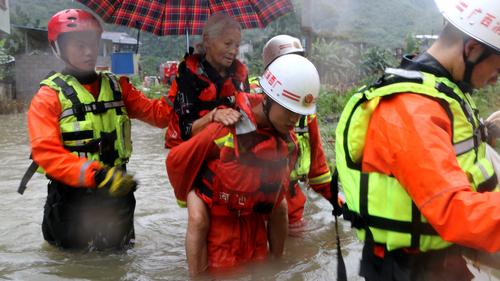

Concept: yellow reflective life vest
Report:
left=335, top=68, right=497, bottom=252
left=41, top=72, right=132, bottom=167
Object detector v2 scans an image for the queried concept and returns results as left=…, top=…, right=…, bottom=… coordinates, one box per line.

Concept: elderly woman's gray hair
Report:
left=202, top=14, right=241, bottom=40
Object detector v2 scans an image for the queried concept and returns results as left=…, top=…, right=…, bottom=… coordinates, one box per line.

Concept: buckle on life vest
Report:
left=98, top=131, right=119, bottom=166
left=477, top=120, right=487, bottom=143
left=72, top=104, right=86, bottom=119
left=90, top=101, right=107, bottom=114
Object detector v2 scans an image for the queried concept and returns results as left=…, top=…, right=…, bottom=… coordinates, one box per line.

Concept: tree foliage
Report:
left=360, top=46, right=397, bottom=77
left=0, top=40, right=16, bottom=82
left=308, top=38, right=361, bottom=89
left=404, top=33, right=421, bottom=54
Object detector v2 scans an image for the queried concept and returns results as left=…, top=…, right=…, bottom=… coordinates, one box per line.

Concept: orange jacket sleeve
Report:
left=167, top=123, right=228, bottom=195
left=306, top=115, right=332, bottom=200
left=119, top=76, right=170, bottom=128
left=166, top=78, right=178, bottom=106
left=27, top=86, right=102, bottom=188
left=362, top=93, right=500, bottom=252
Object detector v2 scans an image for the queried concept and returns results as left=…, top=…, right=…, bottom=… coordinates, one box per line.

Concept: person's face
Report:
left=59, top=31, right=100, bottom=72
left=471, top=53, right=500, bottom=89
left=268, top=101, right=301, bottom=134
left=204, top=27, right=241, bottom=72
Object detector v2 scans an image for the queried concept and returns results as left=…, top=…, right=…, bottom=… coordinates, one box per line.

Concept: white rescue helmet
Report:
left=259, top=54, right=320, bottom=116
left=434, top=0, right=500, bottom=52
left=262, top=34, right=305, bottom=68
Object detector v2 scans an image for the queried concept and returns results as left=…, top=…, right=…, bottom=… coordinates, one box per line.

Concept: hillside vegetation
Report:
left=309, top=0, right=442, bottom=48
left=8, top=0, right=443, bottom=74
left=4, top=0, right=499, bottom=127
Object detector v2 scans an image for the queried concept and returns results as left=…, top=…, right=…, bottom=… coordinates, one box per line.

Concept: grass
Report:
left=315, top=85, right=356, bottom=167
left=138, top=84, right=169, bottom=100
left=473, top=85, right=500, bottom=119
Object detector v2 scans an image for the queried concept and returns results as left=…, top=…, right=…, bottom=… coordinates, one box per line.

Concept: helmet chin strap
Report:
left=263, top=96, right=282, bottom=134
left=51, top=40, right=76, bottom=68
left=462, top=38, right=494, bottom=86
left=262, top=96, right=272, bottom=122
left=50, top=40, right=62, bottom=60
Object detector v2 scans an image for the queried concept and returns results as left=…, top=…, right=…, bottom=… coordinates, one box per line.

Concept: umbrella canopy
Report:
left=76, top=0, right=294, bottom=36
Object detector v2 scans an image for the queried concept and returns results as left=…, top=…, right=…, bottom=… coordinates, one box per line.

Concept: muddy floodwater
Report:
left=0, top=113, right=498, bottom=280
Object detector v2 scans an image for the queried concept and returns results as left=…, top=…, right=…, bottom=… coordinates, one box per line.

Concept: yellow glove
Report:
left=95, top=167, right=137, bottom=197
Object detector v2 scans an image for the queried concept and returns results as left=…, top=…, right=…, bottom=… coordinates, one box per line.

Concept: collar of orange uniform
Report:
left=82, top=76, right=101, bottom=98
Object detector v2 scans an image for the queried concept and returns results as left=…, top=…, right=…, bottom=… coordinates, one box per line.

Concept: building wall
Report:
left=14, top=52, right=64, bottom=101
left=0, top=0, right=10, bottom=34
left=0, top=82, right=14, bottom=100
left=15, top=53, right=114, bottom=101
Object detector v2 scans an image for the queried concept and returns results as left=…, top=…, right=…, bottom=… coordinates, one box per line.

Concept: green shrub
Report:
left=473, top=84, right=500, bottom=118
left=316, top=79, right=500, bottom=165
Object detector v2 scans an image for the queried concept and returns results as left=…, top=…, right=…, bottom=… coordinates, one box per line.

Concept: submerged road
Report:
left=0, top=113, right=497, bottom=280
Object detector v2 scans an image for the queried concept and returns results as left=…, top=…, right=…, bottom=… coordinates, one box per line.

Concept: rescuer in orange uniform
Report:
left=335, top=0, right=500, bottom=280
left=167, top=55, right=321, bottom=272
left=248, top=35, right=333, bottom=236
left=23, top=9, right=170, bottom=250
left=261, top=35, right=333, bottom=235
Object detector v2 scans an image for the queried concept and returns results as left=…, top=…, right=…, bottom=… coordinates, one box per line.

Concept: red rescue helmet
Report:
left=48, top=9, right=103, bottom=43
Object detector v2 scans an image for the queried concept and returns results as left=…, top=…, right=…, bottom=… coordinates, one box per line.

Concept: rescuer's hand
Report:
left=486, top=111, right=500, bottom=145
left=94, top=167, right=137, bottom=197
left=211, top=107, right=241, bottom=126
left=331, top=192, right=345, bottom=217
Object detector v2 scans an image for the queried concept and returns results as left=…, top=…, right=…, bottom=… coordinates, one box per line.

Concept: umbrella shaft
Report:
left=185, top=29, right=190, bottom=53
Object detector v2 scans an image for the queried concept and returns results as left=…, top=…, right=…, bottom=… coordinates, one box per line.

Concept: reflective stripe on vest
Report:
left=41, top=72, right=132, bottom=167
left=215, top=133, right=234, bottom=148
left=335, top=69, right=497, bottom=252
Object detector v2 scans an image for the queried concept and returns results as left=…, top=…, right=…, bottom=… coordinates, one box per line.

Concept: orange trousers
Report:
left=286, top=182, right=306, bottom=225
left=207, top=209, right=269, bottom=268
